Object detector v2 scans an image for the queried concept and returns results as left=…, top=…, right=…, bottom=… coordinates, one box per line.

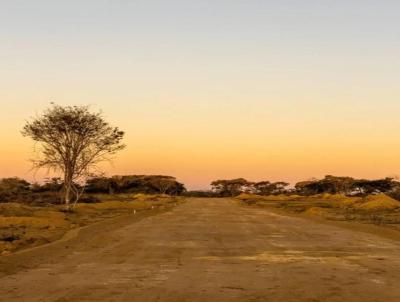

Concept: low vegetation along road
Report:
left=1, top=198, right=400, bottom=301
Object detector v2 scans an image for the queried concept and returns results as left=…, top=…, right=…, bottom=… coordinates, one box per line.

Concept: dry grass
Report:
left=236, top=193, right=302, bottom=202
left=0, top=203, right=36, bottom=217
left=304, top=207, right=330, bottom=216
left=354, top=194, right=400, bottom=211
left=90, top=193, right=172, bottom=202
left=0, top=216, right=68, bottom=229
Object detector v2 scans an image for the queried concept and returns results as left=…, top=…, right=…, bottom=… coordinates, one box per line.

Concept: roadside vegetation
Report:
left=196, top=175, right=400, bottom=229
left=229, top=176, right=400, bottom=229
left=0, top=104, right=186, bottom=255
left=237, top=193, right=400, bottom=228
left=0, top=191, right=181, bottom=255
left=0, top=176, right=185, bottom=255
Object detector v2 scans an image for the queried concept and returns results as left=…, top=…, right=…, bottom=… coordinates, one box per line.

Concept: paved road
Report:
left=1, top=198, right=400, bottom=302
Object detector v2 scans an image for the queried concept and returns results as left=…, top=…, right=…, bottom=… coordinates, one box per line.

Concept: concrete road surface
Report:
left=1, top=198, right=400, bottom=302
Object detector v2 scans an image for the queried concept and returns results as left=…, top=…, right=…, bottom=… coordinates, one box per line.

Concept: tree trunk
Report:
left=64, top=171, right=73, bottom=210
left=64, top=184, right=71, bottom=209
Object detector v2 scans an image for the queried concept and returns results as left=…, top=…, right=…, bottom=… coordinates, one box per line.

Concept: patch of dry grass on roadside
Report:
left=0, top=216, right=67, bottom=229
left=304, top=207, right=330, bottom=216
left=354, top=194, right=400, bottom=211
left=0, top=204, right=69, bottom=255
left=75, top=200, right=169, bottom=212
left=0, top=203, right=68, bottom=229
left=0, top=203, right=37, bottom=217
left=236, top=193, right=301, bottom=202
left=90, top=193, right=172, bottom=202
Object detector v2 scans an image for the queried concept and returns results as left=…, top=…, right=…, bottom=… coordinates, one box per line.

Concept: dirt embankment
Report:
left=0, top=194, right=181, bottom=255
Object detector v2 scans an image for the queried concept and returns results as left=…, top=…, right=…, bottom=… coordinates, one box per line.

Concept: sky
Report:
left=1, top=0, right=400, bottom=189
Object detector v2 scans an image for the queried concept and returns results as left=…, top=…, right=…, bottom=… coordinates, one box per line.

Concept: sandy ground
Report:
left=1, top=198, right=400, bottom=302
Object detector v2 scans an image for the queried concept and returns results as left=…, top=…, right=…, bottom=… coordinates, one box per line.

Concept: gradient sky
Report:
left=1, top=1, right=400, bottom=189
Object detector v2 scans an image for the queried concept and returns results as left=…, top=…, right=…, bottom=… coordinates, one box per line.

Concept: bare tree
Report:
left=22, top=104, right=125, bottom=209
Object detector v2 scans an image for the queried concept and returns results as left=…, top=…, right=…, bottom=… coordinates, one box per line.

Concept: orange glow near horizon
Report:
left=2, top=119, right=400, bottom=189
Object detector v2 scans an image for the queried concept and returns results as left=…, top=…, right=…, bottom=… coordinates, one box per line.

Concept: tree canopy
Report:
left=85, top=175, right=186, bottom=195
left=294, top=175, right=399, bottom=196
left=22, top=104, right=125, bottom=207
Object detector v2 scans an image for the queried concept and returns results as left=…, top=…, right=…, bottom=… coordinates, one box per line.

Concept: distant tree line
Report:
left=206, top=175, right=400, bottom=197
left=209, top=178, right=290, bottom=197
left=0, top=175, right=186, bottom=203
left=1, top=175, right=400, bottom=203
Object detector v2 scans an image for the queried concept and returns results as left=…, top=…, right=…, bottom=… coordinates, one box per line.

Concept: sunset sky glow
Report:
left=1, top=1, right=400, bottom=189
